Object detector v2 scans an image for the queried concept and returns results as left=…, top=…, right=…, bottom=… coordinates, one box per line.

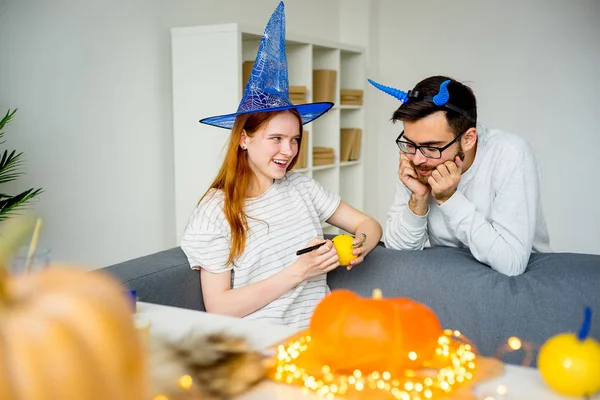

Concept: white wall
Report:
left=0, top=0, right=341, bottom=268
left=1, top=0, right=598, bottom=268
left=367, top=0, right=600, bottom=255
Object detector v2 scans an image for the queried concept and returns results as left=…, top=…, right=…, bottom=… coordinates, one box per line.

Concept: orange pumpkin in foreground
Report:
left=309, top=289, right=442, bottom=373
left=0, top=265, right=146, bottom=400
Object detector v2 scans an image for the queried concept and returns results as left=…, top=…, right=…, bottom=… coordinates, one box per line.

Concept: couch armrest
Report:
left=102, top=247, right=205, bottom=311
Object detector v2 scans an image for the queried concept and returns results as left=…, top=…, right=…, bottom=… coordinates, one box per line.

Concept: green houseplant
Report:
left=0, top=109, right=43, bottom=221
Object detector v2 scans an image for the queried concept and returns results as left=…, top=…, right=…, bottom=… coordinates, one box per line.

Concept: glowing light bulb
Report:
left=178, top=375, right=193, bottom=390
left=508, top=336, right=522, bottom=350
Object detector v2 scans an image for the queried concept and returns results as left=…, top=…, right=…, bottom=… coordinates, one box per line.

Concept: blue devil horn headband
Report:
left=368, top=78, right=475, bottom=123
left=432, top=80, right=450, bottom=106
left=367, top=79, right=409, bottom=103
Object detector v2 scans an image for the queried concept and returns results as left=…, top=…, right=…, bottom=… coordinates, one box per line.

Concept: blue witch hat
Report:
left=200, top=2, right=334, bottom=129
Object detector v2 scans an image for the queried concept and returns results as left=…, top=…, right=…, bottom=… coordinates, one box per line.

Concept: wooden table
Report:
left=137, top=302, right=599, bottom=400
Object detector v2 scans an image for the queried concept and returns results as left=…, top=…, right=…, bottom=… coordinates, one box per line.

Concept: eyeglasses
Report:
left=396, top=130, right=466, bottom=159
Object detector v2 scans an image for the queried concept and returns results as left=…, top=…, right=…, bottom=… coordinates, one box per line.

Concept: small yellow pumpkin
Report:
left=0, top=265, right=147, bottom=400
left=331, top=234, right=357, bottom=266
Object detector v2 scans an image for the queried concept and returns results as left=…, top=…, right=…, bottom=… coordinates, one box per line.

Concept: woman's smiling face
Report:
left=241, top=110, right=301, bottom=189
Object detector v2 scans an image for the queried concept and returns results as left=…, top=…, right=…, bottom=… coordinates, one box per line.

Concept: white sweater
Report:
left=384, top=126, right=551, bottom=276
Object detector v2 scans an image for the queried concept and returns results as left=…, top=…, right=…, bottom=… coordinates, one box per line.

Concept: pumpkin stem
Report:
left=372, top=288, right=382, bottom=299
left=577, top=307, right=592, bottom=341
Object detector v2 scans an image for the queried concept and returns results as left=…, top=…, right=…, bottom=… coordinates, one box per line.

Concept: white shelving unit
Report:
left=171, top=23, right=365, bottom=240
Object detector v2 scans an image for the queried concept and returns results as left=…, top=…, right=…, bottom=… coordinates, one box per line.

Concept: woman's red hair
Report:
left=200, top=109, right=303, bottom=266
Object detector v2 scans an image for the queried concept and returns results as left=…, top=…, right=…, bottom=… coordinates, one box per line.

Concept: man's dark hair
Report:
left=392, top=76, right=477, bottom=137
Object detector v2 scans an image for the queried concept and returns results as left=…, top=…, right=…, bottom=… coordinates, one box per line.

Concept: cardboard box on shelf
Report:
left=313, top=70, right=337, bottom=103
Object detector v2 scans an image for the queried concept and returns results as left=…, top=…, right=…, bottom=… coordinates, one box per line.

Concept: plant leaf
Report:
left=0, top=150, right=25, bottom=184
left=0, top=108, right=43, bottom=221
left=0, top=188, right=43, bottom=222
left=0, top=108, right=17, bottom=144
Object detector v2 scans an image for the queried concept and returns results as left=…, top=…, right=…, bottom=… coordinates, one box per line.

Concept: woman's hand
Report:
left=326, top=201, right=383, bottom=270
left=293, top=238, right=340, bottom=280
left=347, top=233, right=366, bottom=270
left=201, top=237, right=339, bottom=318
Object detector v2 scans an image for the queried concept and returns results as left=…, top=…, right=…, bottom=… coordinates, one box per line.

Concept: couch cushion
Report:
left=327, top=245, right=600, bottom=365
left=103, top=247, right=204, bottom=311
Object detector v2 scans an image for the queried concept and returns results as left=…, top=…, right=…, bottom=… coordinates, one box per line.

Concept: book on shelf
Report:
left=312, top=146, right=335, bottom=166
left=340, top=99, right=363, bottom=106
left=313, top=156, right=335, bottom=166
left=242, top=61, right=254, bottom=88
left=351, top=129, right=362, bottom=160
left=312, top=146, right=334, bottom=154
left=313, top=70, right=337, bottom=103
left=293, top=130, right=309, bottom=169
left=290, top=95, right=306, bottom=105
left=340, top=88, right=363, bottom=106
left=289, top=86, right=307, bottom=94
left=290, top=85, right=307, bottom=104
left=340, top=128, right=362, bottom=162
left=340, top=89, right=363, bottom=96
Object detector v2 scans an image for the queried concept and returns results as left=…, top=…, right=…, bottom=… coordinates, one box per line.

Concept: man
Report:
left=369, top=75, right=551, bottom=276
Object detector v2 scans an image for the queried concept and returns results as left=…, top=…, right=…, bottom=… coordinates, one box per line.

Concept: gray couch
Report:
left=104, top=243, right=600, bottom=366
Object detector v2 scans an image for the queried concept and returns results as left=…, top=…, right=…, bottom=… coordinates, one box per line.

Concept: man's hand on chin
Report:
left=400, top=153, right=431, bottom=215
left=429, top=155, right=463, bottom=205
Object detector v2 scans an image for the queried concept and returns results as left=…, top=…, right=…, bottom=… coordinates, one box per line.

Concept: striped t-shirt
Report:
left=180, top=171, right=341, bottom=329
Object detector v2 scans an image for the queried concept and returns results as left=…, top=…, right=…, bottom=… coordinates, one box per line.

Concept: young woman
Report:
left=180, top=1, right=382, bottom=328
left=181, top=109, right=382, bottom=328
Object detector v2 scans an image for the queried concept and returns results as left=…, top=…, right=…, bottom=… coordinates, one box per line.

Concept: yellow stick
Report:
left=25, top=218, right=43, bottom=274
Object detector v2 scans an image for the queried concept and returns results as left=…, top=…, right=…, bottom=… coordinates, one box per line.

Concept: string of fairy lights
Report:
left=148, top=334, right=537, bottom=400
left=146, top=325, right=535, bottom=400
left=270, top=329, right=479, bottom=399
